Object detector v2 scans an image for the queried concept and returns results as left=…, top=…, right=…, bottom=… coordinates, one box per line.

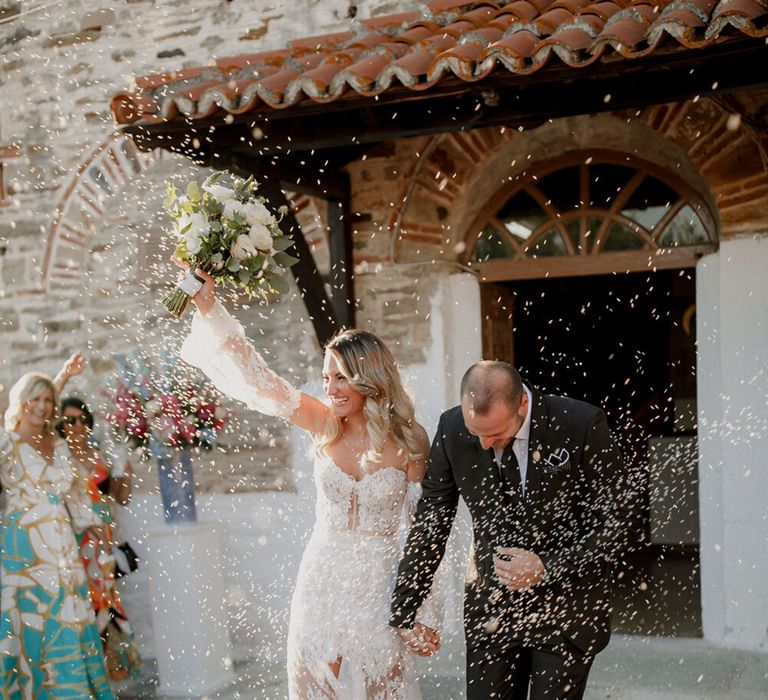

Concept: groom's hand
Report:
left=493, top=547, right=546, bottom=591
left=396, top=622, right=440, bottom=656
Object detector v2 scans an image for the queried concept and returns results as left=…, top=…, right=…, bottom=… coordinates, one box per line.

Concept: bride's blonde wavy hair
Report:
left=317, top=329, right=423, bottom=469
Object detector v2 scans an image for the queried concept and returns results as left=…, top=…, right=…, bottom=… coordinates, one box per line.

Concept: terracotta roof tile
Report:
left=535, top=7, right=578, bottom=33
left=592, top=5, right=659, bottom=52
left=551, top=0, right=595, bottom=12
left=708, top=0, right=768, bottom=36
left=579, top=1, right=625, bottom=20
left=290, top=32, right=355, bottom=51
left=425, top=0, right=484, bottom=11
left=491, top=27, right=542, bottom=56
left=358, top=11, right=422, bottom=30
left=111, top=0, right=768, bottom=125
left=462, top=5, right=506, bottom=24
left=395, top=25, right=440, bottom=43
left=500, top=1, right=546, bottom=21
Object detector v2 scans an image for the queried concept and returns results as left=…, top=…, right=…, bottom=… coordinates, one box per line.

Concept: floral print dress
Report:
left=76, top=457, right=141, bottom=680
left=0, top=428, right=114, bottom=700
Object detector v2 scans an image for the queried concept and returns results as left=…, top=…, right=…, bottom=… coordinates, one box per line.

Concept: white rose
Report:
left=231, top=234, right=259, bottom=261
left=178, top=211, right=208, bottom=254
left=186, top=234, right=202, bottom=254
left=178, top=211, right=208, bottom=238
left=241, top=201, right=273, bottom=227
left=248, top=221, right=273, bottom=250
left=203, top=183, right=236, bottom=202
left=176, top=211, right=191, bottom=233
left=222, top=200, right=245, bottom=221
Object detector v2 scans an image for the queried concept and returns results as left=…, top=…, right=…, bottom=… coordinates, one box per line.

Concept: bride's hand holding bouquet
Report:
left=172, top=261, right=215, bottom=315
left=161, top=171, right=297, bottom=318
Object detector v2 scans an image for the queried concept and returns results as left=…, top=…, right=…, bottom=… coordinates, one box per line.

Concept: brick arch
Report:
left=44, top=133, right=322, bottom=293
left=637, top=98, right=768, bottom=234
left=391, top=97, right=768, bottom=261
left=43, top=133, right=164, bottom=292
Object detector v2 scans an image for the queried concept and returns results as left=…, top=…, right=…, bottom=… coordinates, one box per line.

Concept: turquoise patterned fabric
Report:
left=1, top=429, right=115, bottom=699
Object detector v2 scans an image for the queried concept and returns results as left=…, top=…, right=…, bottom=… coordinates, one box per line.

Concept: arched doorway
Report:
left=467, top=152, right=717, bottom=637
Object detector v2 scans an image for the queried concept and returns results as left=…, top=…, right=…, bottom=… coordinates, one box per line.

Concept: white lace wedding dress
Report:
left=181, top=301, right=442, bottom=699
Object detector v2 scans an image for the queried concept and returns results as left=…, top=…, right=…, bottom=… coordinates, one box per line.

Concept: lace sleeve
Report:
left=402, top=482, right=446, bottom=630
left=180, top=299, right=302, bottom=419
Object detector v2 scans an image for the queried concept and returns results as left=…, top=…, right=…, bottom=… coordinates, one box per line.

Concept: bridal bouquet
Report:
left=161, top=171, right=298, bottom=318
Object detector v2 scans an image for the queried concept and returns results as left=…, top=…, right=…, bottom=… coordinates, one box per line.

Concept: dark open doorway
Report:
left=481, top=268, right=701, bottom=637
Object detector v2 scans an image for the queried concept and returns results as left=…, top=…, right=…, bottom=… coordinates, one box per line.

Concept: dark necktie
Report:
left=498, top=440, right=522, bottom=501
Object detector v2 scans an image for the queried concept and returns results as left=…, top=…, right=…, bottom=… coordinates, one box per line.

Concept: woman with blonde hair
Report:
left=1, top=369, right=114, bottom=698
left=179, top=268, right=444, bottom=699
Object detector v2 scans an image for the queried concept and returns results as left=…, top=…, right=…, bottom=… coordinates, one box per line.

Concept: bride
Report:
left=178, top=268, right=443, bottom=698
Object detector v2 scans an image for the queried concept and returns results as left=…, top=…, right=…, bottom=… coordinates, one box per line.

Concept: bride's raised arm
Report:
left=179, top=268, right=330, bottom=434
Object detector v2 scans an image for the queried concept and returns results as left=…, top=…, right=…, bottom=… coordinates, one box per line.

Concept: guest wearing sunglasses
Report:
left=57, top=387, right=142, bottom=680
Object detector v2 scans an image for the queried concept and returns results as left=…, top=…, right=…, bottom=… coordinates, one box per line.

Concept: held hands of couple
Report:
left=493, top=547, right=546, bottom=592
left=396, top=622, right=441, bottom=657
left=171, top=256, right=216, bottom=316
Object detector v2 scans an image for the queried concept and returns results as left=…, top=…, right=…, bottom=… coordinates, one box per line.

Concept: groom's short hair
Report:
left=460, top=361, right=524, bottom=415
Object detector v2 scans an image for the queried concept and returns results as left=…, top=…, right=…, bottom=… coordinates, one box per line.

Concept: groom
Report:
left=391, top=361, right=634, bottom=699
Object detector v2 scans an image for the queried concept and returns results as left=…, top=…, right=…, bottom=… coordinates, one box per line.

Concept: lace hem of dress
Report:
left=289, top=645, right=415, bottom=700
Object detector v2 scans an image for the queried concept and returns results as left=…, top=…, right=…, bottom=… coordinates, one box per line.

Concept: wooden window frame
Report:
left=465, top=150, right=718, bottom=280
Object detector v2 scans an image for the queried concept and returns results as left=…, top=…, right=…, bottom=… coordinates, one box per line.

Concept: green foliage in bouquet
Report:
left=161, top=171, right=299, bottom=317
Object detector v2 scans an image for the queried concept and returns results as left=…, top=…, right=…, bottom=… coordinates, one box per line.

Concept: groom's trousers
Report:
left=466, top=637, right=594, bottom=700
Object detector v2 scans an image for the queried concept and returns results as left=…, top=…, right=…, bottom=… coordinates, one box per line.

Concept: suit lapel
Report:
left=524, top=388, right=548, bottom=503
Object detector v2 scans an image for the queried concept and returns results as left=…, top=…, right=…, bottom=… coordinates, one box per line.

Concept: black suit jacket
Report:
left=390, top=390, right=633, bottom=655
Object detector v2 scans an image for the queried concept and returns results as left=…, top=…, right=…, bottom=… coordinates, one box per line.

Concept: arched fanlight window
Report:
left=467, top=154, right=717, bottom=273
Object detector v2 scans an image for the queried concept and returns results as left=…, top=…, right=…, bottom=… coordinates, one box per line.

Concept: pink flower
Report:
left=161, top=394, right=181, bottom=417
left=180, top=417, right=198, bottom=442
left=196, top=403, right=216, bottom=422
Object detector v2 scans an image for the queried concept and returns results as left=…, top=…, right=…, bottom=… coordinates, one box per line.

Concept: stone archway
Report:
left=43, top=134, right=164, bottom=294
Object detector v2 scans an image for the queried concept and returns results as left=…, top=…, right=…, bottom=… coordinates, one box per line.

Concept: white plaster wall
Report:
left=404, top=272, right=483, bottom=425
left=697, top=236, right=768, bottom=651
left=696, top=252, right=726, bottom=645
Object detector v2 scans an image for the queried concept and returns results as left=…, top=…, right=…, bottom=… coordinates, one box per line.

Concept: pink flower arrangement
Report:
left=102, top=371, right=231, bottom=453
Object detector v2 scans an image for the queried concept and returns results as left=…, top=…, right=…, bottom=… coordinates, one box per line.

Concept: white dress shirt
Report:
left=493, top=386, right=533, bottom=496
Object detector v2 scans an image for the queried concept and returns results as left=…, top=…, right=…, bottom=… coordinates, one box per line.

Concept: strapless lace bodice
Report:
left=316, top=458, right=408, bottom=536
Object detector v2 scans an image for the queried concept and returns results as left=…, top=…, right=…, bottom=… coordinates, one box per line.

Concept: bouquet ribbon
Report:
left=177, top=270, right=205, bottom=297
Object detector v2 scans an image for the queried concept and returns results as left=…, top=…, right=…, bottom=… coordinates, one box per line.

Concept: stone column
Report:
left=697, top=236, right=768, bottom=650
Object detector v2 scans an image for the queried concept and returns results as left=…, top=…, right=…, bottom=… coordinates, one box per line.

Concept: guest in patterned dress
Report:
left=0, top=371, right=114, bottom=699
left=57, top=396, right=142, bottom=681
